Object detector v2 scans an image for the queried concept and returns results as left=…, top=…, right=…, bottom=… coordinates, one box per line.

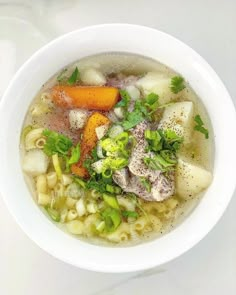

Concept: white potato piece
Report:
left=69, top=109, right=88, bottom=130
left=95, top=124, right=109, bottom=140
left=126, top=85, right=140, bottom=100
left=160, top=101, right=194, bottom=127
left=81, top=68, right=106, bottom=86
left=135, top=72, right=172, bottom=104
left=22, top=149, right=49, bottom=176
left=159, top=101, right=193, bottom=142
left=176, top=158, right=212, bottom=198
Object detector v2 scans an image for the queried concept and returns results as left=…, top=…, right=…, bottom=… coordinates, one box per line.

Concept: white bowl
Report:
left=0, top=24, right=236, bottom=273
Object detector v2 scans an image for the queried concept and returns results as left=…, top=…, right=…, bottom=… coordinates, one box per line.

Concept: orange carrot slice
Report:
left=52, top=86, right=119, bottom=111
left=71, top=112, right=110, bottom=178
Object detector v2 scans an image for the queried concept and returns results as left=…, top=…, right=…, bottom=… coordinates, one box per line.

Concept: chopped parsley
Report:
left=67, top=143, right=81, bottom=165
left=42, top=129, right=72, bottom=156
left=115, top=89, right=131, bottom=108
left=144, top=129, right=183, bottom=172
left=140, top=177, right=151, bottom=192
left=121, top=92, right=160, bottom=130
left=170, top=76, right=185, bottom=94
left=194, top=114, right=209, bottom=139
left=122, top=210, right=139, bottom=219
left=68, top=67, right=80, bottom=85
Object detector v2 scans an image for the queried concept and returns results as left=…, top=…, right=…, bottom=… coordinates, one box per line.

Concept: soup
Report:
left=21, top=53, right=213, bottom=245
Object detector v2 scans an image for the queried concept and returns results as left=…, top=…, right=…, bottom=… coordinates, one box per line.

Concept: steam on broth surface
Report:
left=20, top=53, right=213, bottom=246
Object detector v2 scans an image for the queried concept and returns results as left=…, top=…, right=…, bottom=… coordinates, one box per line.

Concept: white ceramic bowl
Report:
left=0, top=24, right=236, bottom=273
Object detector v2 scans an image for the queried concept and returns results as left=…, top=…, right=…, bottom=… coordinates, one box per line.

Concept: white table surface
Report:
left=0, top=1, right=236, bottom=294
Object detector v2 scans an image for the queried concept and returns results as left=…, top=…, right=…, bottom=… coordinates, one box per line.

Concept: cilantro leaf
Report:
left=122, top=110, right=144, bottom=130
left=115, top=89, right=131, bottom=108
left=139, top=177, right=151, bottom=192
left=122, top=210, right=139, bottom=219
left=68, top=67, right=80, bottom=85
left=68, top=143, right=81, bottom=165
left=170, top=76, right=185, bottom=94
left=144, top=93, right=159, bottom=112
left=42, top=129, right=73, bottom=156
left=194, top=115, right=209, bottom=139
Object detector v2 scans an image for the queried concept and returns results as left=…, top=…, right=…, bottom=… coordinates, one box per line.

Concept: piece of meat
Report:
left=124, top=121, right=175, bottom=201
left=113, top=168, right=129, bottom=189
left=128, top=121, right=159, bottom=182
left=125, top=172, right=175, bottom=202
left=106, top=74, right=138, bottom=89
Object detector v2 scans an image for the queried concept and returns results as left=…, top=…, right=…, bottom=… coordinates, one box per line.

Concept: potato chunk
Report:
left=176, top=158, right=212, bottom=198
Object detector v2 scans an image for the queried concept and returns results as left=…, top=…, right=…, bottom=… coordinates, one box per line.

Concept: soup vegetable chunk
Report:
left=21, top=54, right=213, bottom=245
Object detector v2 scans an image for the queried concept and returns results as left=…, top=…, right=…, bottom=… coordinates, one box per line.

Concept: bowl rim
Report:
left=0, top=23, right=236, bottom=273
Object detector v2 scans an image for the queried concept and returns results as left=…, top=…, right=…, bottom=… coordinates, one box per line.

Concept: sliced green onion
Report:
left=52, top=154, right=62, bottom=179
left=101, top=208, right=121, bottom=232
left=45, top=206, right=60, bottom=222
left=160, top=150, right=177, bottom=164
left=96, top=220, right=105, bottom=232
left=102, top=169, right=112, bottom=179
left=74, top=177, right=86, bottom=189
left=106, top=184, right=122, bottom=194
left=115, top=132, right=129, bottom=145
left=109, top=125, right=124, bottom=138
left=122, top=210, right=139, bottom=219
left=103, top=194, right=120, bottom=209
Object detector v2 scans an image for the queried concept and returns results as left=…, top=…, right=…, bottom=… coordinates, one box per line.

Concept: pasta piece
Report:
left=132, top=216, right=148, bottom=232
left=60, top=208, right=68, bottom=223
left=67, top=209, right=78, bottom=221
left=84, top=214, right=98, bottom=236
left=66, top=220, right=84, bottom=235
left=65, top=197, right=77, bottom=208
left=46, top=172, right=57, bottom=188
left=149, top=214, right=163, bottom=231
left=25, top=128, right=44, bottom=150
left=61, top=174, right=73, bottom=186
left=106, top=223, right=130, bottom=243
left=38, top=192, right=51, bottom=206
left=87, top=202, right=98, bottom=214
left=76, top=198, right=86, bottom=217
left=54, top=183, right=65, bottom=198
left=36, top=174, right=47, bottom=194
left=35, top=137, right=46, bottom=149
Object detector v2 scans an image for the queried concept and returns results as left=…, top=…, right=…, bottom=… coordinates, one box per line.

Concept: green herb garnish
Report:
left=144, top=93, right=159, bottom=112
left=115, top=89, right=131, bottom=108
left=45, top=206, right=60, bottom=222
left=42, top=129, right=73, bottom=156
left=194, top=114, right=209, bottom=139
left=122, top=109, right=144, bottom=130
left=68, top=143, right=81, bottom=165
left=101, top=208, right=121, bottom=232
left=170, top=76, right=185, bottom=94
left=140, top=177, right=151, bottom=192
left=67, top=67, right=80, bottom=85
left=122, top=210, right=139, bottom=219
